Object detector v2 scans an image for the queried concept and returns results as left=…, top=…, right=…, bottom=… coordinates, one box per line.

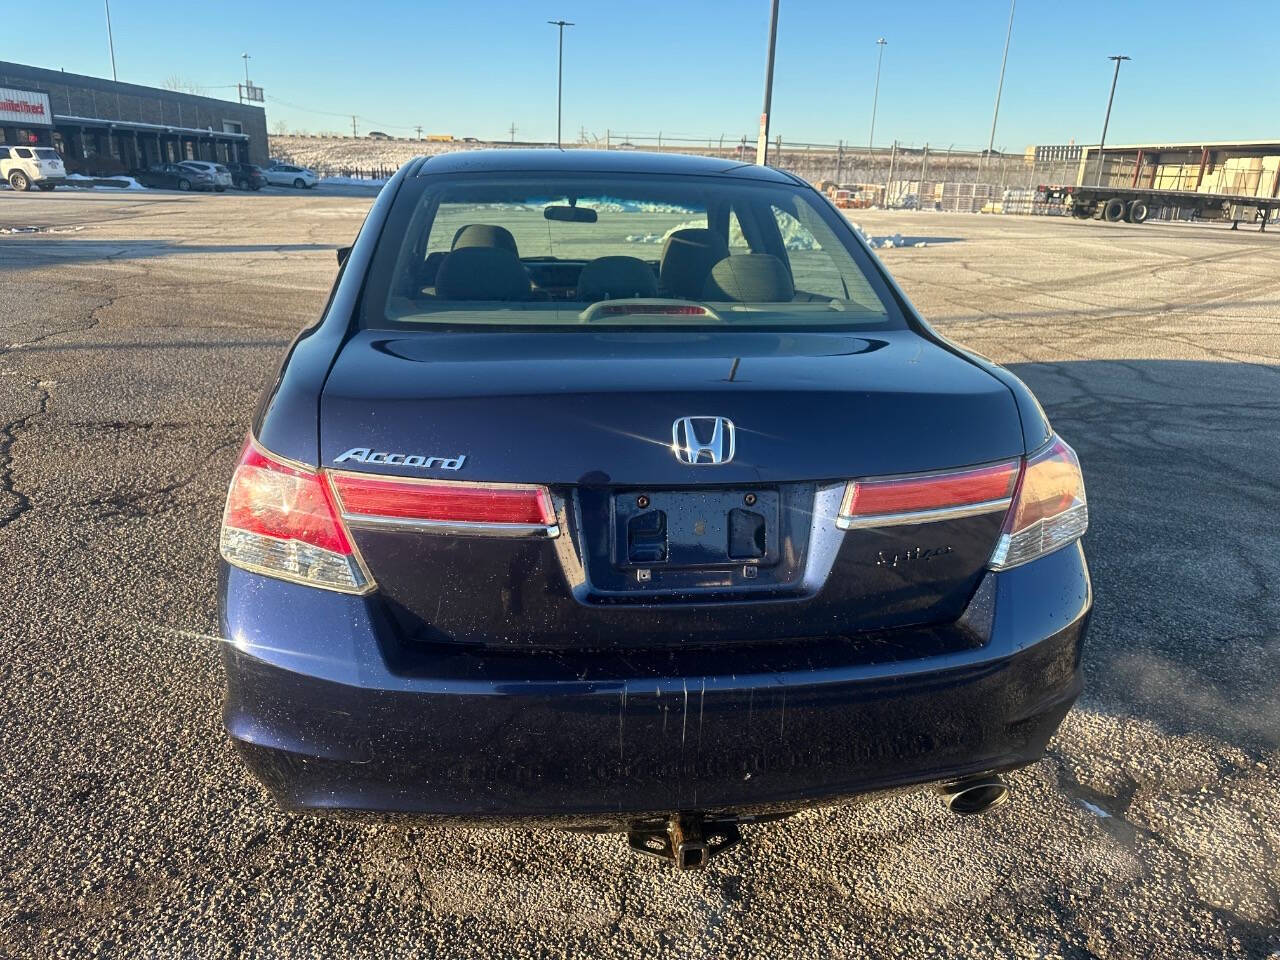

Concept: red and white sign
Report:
left=0, top=87, right=53, bottom=127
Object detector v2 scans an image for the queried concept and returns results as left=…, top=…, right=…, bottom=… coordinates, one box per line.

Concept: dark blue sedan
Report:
left=218, top=150, right=1090, bottom=868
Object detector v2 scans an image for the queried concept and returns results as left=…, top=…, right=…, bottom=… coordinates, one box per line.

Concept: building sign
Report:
left=0, top=88, right=53, bottom=127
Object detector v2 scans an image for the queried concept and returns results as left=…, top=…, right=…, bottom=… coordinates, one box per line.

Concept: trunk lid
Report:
left=320, top=328, right=1023, bottom=649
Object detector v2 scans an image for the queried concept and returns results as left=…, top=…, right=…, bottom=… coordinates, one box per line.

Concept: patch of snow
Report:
left=65, top=174, right=147, bottom=191
left=1078, top=800, right=1112, bottom=819
left=318, top=176, right=388, bottom=188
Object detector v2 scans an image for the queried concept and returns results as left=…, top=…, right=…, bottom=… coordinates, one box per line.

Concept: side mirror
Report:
left=336, top=245, right=352, bottom=266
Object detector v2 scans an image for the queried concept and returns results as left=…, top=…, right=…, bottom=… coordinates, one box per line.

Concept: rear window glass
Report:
left=35, top=148, right=60, bottom=160
left=365, top=174, right=901, bottom=331
left=15, top=148, right=33, bottom=159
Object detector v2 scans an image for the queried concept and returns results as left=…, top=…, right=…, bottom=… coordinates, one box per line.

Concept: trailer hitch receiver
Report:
left=627, top=814, right=742, bottom=869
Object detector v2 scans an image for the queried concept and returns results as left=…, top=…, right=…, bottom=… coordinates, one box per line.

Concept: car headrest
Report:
left=575, top=256, right=659, bottom=302
left=702, top=254, right=795, bottom=303
left=659, top=228, right=729, bottom=299
left=451, top=223, right=519, bottom=256
left=435, top=247, right=531, bottom=301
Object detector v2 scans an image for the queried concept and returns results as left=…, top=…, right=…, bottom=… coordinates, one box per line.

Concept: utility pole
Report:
left=983, top=0, right=1016, bottom=180
left=509, top=122, right=517, bottom=144
left=919, top=142, right=929, bottom=185
left=869, top=38, right=887, bottom=155
left=547, top=20, right=574, bottom=148
left=351, top=115, right=358, bottom=137
left=1093, top=55, right=1130, bottom=185
left=415, top=125, right=423, bottom=140
left=104, top=0, right=118, bottom=81
left=756, top=0, right=780, bottom=165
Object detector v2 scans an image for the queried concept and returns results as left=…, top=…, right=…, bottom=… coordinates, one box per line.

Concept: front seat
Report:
left=452, top=223, right=519, bottom=257
left=435, top=246, right=531, bottom=301
left=575, top=256, right=659, bottom=301
left=659, top=228, right=729, bottom=299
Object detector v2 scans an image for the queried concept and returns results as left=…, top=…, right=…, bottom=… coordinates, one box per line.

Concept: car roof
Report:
left=413, top=149, right=801, bottom=184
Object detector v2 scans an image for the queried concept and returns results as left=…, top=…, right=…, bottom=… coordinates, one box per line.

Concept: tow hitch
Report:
left=627, top=814, right=742, bottom=869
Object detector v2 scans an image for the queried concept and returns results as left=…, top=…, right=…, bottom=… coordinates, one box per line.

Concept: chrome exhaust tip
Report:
left=939, top=776, right=1010, bottom=816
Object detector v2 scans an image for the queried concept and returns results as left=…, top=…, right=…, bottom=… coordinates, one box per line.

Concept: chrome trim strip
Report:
left=836, top=497, right=1012, bottom=530
left=342, top=513, right=561, bottom=539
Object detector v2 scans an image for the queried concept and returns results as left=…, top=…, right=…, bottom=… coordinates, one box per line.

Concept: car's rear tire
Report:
left=178, top=178, right=191, bottom=191
left=36, top=183, right=55, bottom=192
left=294, top=178, right=305, bottom=189
left=1103, top=197, right=1127, bottom=222
left=8, top=171, right=31, bottom=192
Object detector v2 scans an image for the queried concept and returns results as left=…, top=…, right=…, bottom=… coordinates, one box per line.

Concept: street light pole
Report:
left=240, top=53, right=251, bottom=104
left=868, top=38, right=887, bottom=155
left=547, top=20, right=574, bottom=149
left=104, top=0, right=118, bottom=81
left=756, top=0, right=780, bottom=166
left=983, top=0, right=1016, bottom=179
left=1093, top=55, right=1130, bottom=186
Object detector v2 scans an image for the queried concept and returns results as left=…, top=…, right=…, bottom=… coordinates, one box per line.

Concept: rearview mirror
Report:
left=544, top=205, right=597, bottom=223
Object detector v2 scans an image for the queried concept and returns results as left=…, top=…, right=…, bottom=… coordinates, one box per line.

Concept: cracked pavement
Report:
left=1, top=190, right=1278, bottom=959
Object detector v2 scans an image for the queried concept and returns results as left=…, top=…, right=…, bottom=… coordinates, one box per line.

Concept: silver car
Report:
left=179, top=161, right=233, bottom=192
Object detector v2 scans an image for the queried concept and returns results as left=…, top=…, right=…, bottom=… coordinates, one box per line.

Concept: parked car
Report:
left=263, top=163, right=318, bottom=189
left=0, top=145, right=67, bottom=191
left=135, top=162, right=215, bottom=191
left=179, top=161, right=232, bottom=192
left=225, top=162, right=267, bottom=191
left=218, top=150, right=1091, bottom=870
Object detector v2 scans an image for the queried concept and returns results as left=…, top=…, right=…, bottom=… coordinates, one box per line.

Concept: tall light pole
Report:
left=1093, top=55, right=1130, bottom=185
left=547, top=20, right=574, bottom=148
left=868, top=38, right=887, bottom=155
left=983, top=0, right=1016, bottom=178
left=756, top=0, right=780, bottom=165
left=240, top=53, right=251, bottom=104
left=104, top=0, right=118, bottom=81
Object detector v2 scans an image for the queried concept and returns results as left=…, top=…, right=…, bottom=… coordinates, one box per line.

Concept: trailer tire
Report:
left=1127, top=200, right=1149, bottom=224
left=1103, top=197, right=1127, bottom=222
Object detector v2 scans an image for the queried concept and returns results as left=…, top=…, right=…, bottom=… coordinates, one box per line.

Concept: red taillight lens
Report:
left=837, top=460, right=1020, bottom=528
left=989, top=436, right=1088, bottom=569
left=328, top=473, right=558, bottom=533
left=219, top=438, right=372, bottom=593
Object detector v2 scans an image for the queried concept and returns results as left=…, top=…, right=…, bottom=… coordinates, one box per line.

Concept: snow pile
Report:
left=1, top=225, right=40, bottom=233
left=65, top=174, right=147, bottom=190
left=318, top=176, right=388, bottom=188
left=625, top=233, right=662, bottom=244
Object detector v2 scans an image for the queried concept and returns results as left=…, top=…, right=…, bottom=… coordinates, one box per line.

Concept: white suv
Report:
left=179, top=161, right=233, bottom=192
left=1, top=145, right=67, bottom=191
left=263, top=163, right=318, bottom=189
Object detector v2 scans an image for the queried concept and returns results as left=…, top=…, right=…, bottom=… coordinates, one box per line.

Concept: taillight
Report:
left=328, top=472, right=559, bottom=537
left=219, top=437, right=373, bottom=594
left=837, top=459, right=1020, bottom=529
left=989, top=436, right=1088, bottom=570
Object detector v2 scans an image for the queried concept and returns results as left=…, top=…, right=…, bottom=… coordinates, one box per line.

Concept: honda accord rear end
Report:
left=218, top=151, right=1090, bottom=866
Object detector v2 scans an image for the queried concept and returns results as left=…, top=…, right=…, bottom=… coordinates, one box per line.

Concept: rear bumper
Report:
left=220, top=544, right=1089, bottom=822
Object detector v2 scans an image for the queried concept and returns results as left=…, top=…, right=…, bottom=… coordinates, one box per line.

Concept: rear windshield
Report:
left=34, top=148, right=60, bottom=160
left=364, top=173, right=904, bottom=331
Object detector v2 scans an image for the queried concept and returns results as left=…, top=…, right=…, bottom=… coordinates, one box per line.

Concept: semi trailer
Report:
left=1041, top=183, right=1279, bottom=229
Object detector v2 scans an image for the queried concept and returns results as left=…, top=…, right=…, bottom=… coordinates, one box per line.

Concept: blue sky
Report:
left=7, top=0, right=1278, bottom=148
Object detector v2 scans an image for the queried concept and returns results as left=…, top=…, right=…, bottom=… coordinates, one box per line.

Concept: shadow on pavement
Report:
left=1006, top=358, right=1280, bottom=752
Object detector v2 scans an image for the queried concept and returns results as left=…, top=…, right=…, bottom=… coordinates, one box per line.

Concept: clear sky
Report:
left=7, top=0, right=1278, bottom=149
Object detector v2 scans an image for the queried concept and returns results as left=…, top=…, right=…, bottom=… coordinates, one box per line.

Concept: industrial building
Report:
left=0, top=61, right=268, bottom=173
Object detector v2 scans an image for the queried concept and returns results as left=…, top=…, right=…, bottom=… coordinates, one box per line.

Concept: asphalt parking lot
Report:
left=1, top=189, right=1277, bottom=959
